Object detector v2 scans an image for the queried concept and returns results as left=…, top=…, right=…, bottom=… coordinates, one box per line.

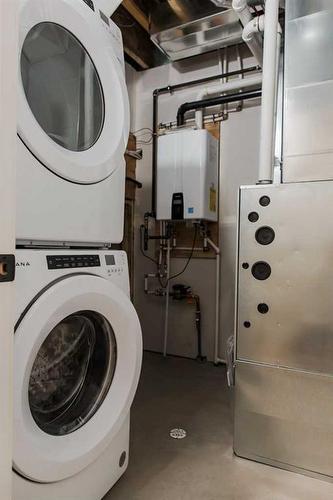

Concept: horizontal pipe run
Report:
left=172, top=247, right=205, bottom=252
left=177, top=88, right=262, bottom=126
left=153, top=66, right=260, bottom=96
left=195, top=74, right=263, bottom=128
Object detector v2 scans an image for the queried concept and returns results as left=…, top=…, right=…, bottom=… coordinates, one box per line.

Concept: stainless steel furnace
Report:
left=234, top=182, right=333, bottom=479
left=234, top=0, right=333, bottom=479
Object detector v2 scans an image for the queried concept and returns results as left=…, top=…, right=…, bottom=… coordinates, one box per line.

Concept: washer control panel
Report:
left=47, top=255, right=101, bottom=270
left=105, top=253, right=126, bottom=277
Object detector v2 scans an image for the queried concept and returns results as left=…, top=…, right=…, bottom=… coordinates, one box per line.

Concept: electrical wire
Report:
left=140, top=225, right=159, bottom=267
left=133, top=127, right=153, bottom=134
left=126, top=148, right=143, bottom=160
left=134, top=127, right=154, bottom=146
left=140, top=222, right=198, bottom=289
left=159, top=224, right=198, bottom=289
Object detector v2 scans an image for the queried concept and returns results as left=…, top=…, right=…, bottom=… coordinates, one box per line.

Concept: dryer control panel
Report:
left=47, top=255, right=100, bottom=270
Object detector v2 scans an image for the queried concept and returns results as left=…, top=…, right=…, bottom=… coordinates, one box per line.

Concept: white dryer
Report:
left=13, top=249, right=142, bottom=500
left=17, top=0, right=130, bottom=246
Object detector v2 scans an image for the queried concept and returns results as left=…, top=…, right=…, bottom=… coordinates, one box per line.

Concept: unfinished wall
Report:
left=126, top=49, right=261, bottom=361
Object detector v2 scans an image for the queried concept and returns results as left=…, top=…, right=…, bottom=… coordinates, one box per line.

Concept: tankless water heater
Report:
left=156, top=129, right=219, bottom=221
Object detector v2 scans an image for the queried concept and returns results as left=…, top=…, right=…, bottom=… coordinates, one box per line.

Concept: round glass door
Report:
left=14, top=273, right=141, bottom=483
left=29, top=311, right=116, bottom=436
left=21, top=22, right=104, bottom=152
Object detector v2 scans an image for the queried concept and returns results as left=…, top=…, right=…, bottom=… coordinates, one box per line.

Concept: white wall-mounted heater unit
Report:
left=156, top=129, right=219, bottom=221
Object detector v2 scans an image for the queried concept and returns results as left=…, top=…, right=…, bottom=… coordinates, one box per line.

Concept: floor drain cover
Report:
left=170, top=428, right=187, bottom=440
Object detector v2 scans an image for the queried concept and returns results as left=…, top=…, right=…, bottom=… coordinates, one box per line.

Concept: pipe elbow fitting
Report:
left=242, top=15, right=264, bottom=42
left=232, top=0, right=248, bottom=13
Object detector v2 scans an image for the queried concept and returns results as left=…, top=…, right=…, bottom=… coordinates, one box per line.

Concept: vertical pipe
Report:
left=214, top=252, right=221, bottom=364
left=206, top=238, right=221, bottom=365
left=152, top=91, right=159, bottom=215
left=163, top=239, right=171, bottom=357
left=236, top=44, right=244, bottom=111
left=232, top=0, right=263, bottom=66
left=194, top=296, right=204, bottom=360
left=258, top=0, right=280, bottom=183
left=273, top=28, right=282, bottom=183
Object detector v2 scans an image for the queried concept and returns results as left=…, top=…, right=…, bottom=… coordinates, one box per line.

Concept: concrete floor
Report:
left=105, top=352, right=333, bottom=500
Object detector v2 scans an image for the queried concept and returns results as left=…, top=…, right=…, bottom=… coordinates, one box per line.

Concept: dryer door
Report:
left=18, top=0, right=129, bottom=184
left=14, top=274, right=142, bottom=483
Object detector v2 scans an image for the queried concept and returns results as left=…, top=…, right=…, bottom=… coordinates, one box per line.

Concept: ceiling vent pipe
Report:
left=232, top=0, right=263, bottom=66
left=150, top=1, right=244, bottom=62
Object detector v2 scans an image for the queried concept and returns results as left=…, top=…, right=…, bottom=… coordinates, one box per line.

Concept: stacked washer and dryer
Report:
left=14, top=1, right=142, bottom=499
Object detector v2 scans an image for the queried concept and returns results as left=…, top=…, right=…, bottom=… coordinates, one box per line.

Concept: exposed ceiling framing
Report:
left=111, top=1, right=271, bottom=71
left=112, top=2, right=166, bottom=70
left=122, top=0, right=150, bottom=32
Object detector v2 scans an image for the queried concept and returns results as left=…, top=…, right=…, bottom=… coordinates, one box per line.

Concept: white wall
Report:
left=125, top=63, right=138, bottom=130
left=127, top=48, right=261, bottom=361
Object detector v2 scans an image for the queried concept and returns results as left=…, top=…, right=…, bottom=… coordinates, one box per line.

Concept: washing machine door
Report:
left=14, top=274, right=142, bottom=483
left=18, top=0, right=129, bottom=184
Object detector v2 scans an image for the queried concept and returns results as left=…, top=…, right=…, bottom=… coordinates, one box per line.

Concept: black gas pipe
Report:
left=176, top=88, right=262, bottom=126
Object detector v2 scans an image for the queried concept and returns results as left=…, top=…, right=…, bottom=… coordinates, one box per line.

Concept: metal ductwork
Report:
left=150, top=0, right=244, bottom=61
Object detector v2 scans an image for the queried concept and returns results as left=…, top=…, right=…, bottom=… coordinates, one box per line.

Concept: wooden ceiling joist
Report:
left=112, top=5, right=165, bottom=70
left=122, top=0, right=150, bottom=32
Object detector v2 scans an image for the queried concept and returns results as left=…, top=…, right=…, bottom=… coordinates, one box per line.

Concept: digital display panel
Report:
left=105, top=255, right=116, bottom=266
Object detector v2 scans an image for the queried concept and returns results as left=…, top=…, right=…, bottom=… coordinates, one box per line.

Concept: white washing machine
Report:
left=13, top=249, right=142, bottom=500
left=17, top=0, right=130, bottom=246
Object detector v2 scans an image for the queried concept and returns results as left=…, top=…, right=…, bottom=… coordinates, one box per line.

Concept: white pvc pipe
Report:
left=97, top=0, right=122, bottom=17
left=258, top=0, right=280, bottom=183
left=232, top=0, right=263, bottom=66
left=242, top=14, right=265, bottom=44
left=195, top=74, right=262, bottom=128
left=272, top=27, right=282, bottom=183
left=235, top=44, right=244, bottom=111
left=163, top=239, right=171, bottom=358
left=206, top=238, right=222, bottom=365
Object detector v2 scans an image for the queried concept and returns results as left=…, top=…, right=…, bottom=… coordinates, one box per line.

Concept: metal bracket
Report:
left=0, top=254, right=15, bottom=283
